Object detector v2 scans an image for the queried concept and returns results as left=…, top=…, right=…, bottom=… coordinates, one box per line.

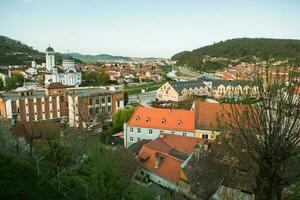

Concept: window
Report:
left=102, top=107, right=106, bottom=113
left=137, top=128, right=141, bottom=133
left=107, top=106, right=112, bottom=112
left=117, top=101, right=120, bottom=107
left=177, top=120, right=182, bottom=125
left=160, top=130, right=164, bottom=134
left=95, top=107, right=100, bottom=114
left=102, top=97, right=106, bottom=104
left=135, top=116, right=140, bottom=121
left=202, top=134, right=209, bottom=139
left=107, top=96, right=111, bottom=103
left=89, top=97, right=93, bottom=105
left=145, top=117, right=150, bottom=122
left=89, top=108, right=94, bottom=115
left=149, top=129, right=153, bottom=134
left=130, top=137, right=133, bottom=142
left=137, top=138, right=141, bottom=141
left=130, top=127, right=134, bottom=132
left=161, top=119, right=166, bottom=124
left=171, top=131, right=175, bottom=135
left=183, top=132, right=187, bottom=136
left=96, top=97, right=100, bottom=104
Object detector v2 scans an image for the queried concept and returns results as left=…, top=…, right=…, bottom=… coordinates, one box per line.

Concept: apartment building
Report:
left=156, top=81, right=210, bottom=102
left=0, top=83, right=124, bottom=128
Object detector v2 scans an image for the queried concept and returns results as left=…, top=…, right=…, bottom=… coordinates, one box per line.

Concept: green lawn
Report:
left=124, top=81, right=165, bottom=95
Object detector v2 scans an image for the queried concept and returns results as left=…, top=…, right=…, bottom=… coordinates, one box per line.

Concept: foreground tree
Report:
left=218, top=66, right=300, bottom=199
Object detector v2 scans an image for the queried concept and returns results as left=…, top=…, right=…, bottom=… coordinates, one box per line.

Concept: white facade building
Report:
left=44, top=47, right=82, bottom=87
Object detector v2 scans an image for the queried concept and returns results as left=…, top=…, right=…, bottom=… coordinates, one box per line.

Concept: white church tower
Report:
left=46, top=46, right=55, bottom=72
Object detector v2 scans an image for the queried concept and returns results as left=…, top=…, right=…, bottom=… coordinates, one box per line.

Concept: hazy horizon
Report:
left=1, top=0, right=300, bottom=58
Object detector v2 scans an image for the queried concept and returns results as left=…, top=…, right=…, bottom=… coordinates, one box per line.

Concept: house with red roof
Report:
left=136, top=134, right=209, bottom=194
left=123, top=106, right=195, bottom=148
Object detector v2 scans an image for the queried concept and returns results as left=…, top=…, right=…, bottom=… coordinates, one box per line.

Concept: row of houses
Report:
left=156, top=77, right=259, bottom=102
left=122, top=103, right=253, bottom=199
left=0, top=83, right=124, bottom=128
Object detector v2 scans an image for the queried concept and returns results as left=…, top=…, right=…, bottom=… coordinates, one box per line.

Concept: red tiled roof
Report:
left=138, top=145, right=182, bottom=183
left=137, top=134, right=208, bottom=183
left=194, top=101, right=232, bottom=130
left=112, top=132, right=124, bottom=137
left=294, top=87, right=300, bottom=94
left=128, top=106, right=195, bottom=132
left=160, top=134, right=207, bottom=154
left=194, top=101, right=249, bottom=130
left=46, top=82, right=68, bottom=89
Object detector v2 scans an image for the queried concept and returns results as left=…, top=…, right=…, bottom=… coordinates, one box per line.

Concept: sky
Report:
left=0, top=0, right=300, bottom=58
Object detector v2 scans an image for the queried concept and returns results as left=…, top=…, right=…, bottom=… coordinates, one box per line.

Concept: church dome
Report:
left=46, top=46, right=54, bottom=52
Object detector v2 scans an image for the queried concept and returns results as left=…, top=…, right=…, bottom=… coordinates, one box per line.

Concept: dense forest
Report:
left=0, top=35, right=81, bottom=65
left=172, top=38, right=300, bottom=72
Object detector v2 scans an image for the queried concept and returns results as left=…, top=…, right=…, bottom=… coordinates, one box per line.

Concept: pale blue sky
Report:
left=0, top=0, right=300, bottom=57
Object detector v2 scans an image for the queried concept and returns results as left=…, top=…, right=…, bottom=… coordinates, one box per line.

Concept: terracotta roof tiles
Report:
left=128, top=106, right=195, bottom=132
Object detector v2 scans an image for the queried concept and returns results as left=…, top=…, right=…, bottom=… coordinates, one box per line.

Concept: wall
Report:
left=156, top=82, right=179, bottom=102
left=124, top=123, right=194, bottom=148
left=139, top=168, right=179, bottom=191
left=194, top=129, right=220, bottom=140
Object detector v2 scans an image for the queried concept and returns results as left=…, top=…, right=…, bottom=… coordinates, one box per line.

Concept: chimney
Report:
left=154, top=152, right=163, bottom=168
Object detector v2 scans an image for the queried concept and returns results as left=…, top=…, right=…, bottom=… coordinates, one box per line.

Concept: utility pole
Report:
left=57, top=167, right=65, bottom=191
left=35, top=155, right=46, bottom=176
left=85, top=182, right=89, bottom=200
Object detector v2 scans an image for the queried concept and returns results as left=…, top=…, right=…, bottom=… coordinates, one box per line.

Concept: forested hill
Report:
left=172, top=38, right=300, bottom=71
left=0, top=35, right=80, bottom=65
left=0, top=35, right=45, bottom=65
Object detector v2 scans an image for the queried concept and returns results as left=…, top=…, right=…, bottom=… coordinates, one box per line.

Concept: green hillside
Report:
left=0, top=36, right=81, bottom=65
left=172, top=38, right=300, bottom=72
left=69, top=53, right=133, bottom=62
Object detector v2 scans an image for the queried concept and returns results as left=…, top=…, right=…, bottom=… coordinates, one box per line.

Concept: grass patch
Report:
left=124, top=81, right=165, bottom=95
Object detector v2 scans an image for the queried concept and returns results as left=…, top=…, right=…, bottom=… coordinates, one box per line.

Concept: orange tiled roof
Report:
left=137, top=134, right=207, bottom=183
left=128, top=106, right=195, bottom=132
left=160, top=134, right=207, bottom=153
left=194, top=101, right=249, bottom=130
left=294, top=87, right=300, bottom=94
left=194, top=101, right=231, bottom=130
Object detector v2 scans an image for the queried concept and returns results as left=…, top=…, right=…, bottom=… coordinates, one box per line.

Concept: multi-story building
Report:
left=0, top=83, right=124, bottom=128
left=123, top=106, right=195, bottom=148
left=156, top=81, right=210, bottom=102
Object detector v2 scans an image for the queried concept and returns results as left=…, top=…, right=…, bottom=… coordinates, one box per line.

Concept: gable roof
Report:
left=46, top=82, right=68, bottom=89
left=137, top=134, right=207, bottom=183
left=211, top=79, right=256, bottom=88
left=169, top=80, right=208, bottom=93
left=128, top=106, right=195, bottom=132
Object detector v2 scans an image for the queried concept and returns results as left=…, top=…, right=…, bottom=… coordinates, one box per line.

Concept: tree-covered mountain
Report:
left=68, top=53, right=133, bottom=62
left=172, top=38, right=300, bottom=71
left=68, top=53, right=165, bottom=63
left=0, top=36, right=45, bottom=65
left=0, top=35, right=80, bottom=65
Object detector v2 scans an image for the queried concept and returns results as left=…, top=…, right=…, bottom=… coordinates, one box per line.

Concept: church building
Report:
left=44, top=46, right=82, bottom=87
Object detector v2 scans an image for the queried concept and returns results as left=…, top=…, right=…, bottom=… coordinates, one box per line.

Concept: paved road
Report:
left=128, top=90, right=157, bottom=106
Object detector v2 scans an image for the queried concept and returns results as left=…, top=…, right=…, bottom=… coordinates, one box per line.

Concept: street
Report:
left=128, top=90, right=157, bottom=106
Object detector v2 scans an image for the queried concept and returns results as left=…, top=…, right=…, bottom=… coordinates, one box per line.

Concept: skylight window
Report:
left=136, top=116, right=140, bottom=121
left=161, top=119, right=166, bottom=124
left=177, top=120, right=182, bottom=125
